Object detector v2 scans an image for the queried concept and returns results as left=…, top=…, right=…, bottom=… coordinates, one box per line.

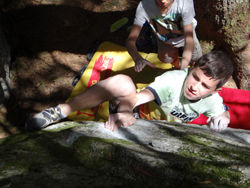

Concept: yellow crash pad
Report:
left=66, top=41, right=178, bottom=121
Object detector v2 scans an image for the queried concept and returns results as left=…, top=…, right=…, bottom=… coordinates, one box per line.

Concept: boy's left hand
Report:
left=207, top=111, right=230, bottom=132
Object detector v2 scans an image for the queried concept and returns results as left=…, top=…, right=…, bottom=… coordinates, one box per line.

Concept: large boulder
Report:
left=194, top=0, right=250, bottom=90
left=0, top=120, right=249, bottom=187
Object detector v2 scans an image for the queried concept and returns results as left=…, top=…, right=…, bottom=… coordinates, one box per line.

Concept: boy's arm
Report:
left=126, top=25, right=155, bottom=72
left=207, top=110, right=230, bottom=132
left=126, top=24, right=143, bottom=63
left=180, top=23, right=194, bottom=70
left=135, top=88, right=155, bottom=107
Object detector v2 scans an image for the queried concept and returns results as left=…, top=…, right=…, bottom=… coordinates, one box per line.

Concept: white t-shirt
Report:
left=134, top=0, right=197, bottom=36
left=147, top=68, right=225, bottom=123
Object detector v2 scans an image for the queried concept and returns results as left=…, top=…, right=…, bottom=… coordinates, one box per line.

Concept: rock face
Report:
left=0, top=120, right=249, bottom=187
left=194, top=0, right=250, bottom=90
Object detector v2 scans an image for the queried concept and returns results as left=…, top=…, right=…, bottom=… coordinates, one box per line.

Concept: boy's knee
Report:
left=157, top=43, right=178, bottom=63
left=107, top=74, right=136, bottom=95
left=158, top=53, right=174, bottom=63
left=111, top=74, right=133, bottom=85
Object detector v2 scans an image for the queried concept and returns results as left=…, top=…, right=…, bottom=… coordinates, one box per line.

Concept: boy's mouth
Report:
left=162, top=2, right=169, bottom=7
left=187, top=88, right=196, bottom=96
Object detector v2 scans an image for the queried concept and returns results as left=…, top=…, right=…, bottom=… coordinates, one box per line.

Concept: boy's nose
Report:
left=192, top=83, right=199, bottom=91
left=159, top=0, right=167, bottom=3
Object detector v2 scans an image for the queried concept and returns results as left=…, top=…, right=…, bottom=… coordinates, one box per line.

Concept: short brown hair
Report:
left=193, top=51, right=234, bottom=88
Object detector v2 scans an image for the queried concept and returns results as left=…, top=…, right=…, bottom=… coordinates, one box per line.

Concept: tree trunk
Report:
left=194, top=0, right=250, bottom=90
left=0, top=11, right=11, bottom=102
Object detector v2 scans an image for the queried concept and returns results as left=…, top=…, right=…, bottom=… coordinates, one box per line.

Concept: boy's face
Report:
left=183, top=67, right=221, bottom=101
left=155, top=0, right=174, bottom=9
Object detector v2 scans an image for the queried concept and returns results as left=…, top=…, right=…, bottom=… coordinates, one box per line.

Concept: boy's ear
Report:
left=190, top=61, right=196, bottom=68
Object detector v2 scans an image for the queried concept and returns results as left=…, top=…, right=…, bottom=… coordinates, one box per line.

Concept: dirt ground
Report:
left=0, top=0, right=139, bottom=136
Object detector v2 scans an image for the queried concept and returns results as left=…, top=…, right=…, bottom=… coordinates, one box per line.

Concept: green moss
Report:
left=0, top=137, right=7, bottom=144
left=190, top=162, right=242, bottom=184
left=72, top=136, right=133, bottom=169
left=223, top=148, right=250, bottom=164
left=182, top=135, right=213, bottom=147
left=179, top=137, right=250, bottom=165
left=179, top=146, right=219, bottom=162
left=0, top=133, right=30, bottom=145
left=178, top=148, right=201, bottom=159
left=239, top=180, right=250, bottom=188
left=200, top=40, right=215, bottom=54
left=73, top=136, right=134, bottom=151
left=174, top=159, right=243, bottom=187
left=0, top=131, right=82, bottom=174
left=201, top=146, right=250, bottom=165
left=223, top=2, right=249, bottom=50
left=174, top=147, right=243, bottom=186
left=43, top=121, right=84, bottom=132
left=98, top=137, right=134, bottom=146
left=72, top=137, right=113, bottom=169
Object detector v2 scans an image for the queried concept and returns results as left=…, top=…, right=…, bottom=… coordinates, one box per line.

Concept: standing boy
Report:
left=126, top=0, right=202, bottom=72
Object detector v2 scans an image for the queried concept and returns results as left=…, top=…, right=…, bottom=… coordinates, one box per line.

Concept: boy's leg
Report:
left=61, top=74, right=137, bottom=116
left=157, top=39, right=179, bottom=64
left=157, top=29, right=202, bottom=66
left=26, top=74, right=137, bottom=131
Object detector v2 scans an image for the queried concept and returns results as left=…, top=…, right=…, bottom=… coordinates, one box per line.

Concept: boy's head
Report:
left=193, top=51, right=234, bottom=89
left=183, top=51, right=234, bottom=101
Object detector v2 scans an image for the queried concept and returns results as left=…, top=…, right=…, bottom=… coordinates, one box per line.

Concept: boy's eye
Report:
left=202, top=83, right=210, bottom=89
left=193, top=74, right=199, bottom=81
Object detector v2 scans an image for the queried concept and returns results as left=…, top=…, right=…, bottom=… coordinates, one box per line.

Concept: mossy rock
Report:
left=0, top=120, right=250, bottom=187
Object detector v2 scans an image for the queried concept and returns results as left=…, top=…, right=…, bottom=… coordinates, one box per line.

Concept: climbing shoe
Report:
left=25, top=105, right=65, bottom=131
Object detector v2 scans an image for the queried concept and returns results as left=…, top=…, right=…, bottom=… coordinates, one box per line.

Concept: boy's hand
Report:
left=135, top=58, right=156, bottom=72
left=207, top=111, right=230, bottom=132
left=105, top=112, right=136, bottom=132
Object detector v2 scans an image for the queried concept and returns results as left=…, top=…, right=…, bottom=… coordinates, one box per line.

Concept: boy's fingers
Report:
left=218, top=120, right=228, bottom=131
left=206, top=117, right=211, bottom=124
left=145, top=61, right=156, bottom=68
left=112, top=124, right=119, bottom=132
left=209, top=118, right=228, bottom=132
left=105, top=115, right=114, bottom=130
left=135, top=60, right=156, bottom=72
left=105, top=121, right=111, bottom=130
left=135, top=62, right=146, bottom=72
left=120, top=117, right=136, bottom=127
left=209, top=118, right=217, bottom=131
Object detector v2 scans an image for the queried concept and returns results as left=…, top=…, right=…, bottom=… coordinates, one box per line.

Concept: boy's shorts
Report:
left=136, top=22, right=202, bottom=62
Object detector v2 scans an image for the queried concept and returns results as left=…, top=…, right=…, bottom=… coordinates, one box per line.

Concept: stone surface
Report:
left=0, top=120, right=249, bottom=187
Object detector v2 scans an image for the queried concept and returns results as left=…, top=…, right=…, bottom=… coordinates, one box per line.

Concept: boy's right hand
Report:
left=135, top=58, right=156, bottom=72
left=105, top=112, right=136, bottom=132
left=207, top=111, right=230, bottom=132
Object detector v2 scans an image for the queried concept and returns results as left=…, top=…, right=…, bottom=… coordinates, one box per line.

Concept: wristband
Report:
left=223, top=104, right=229, bottom=111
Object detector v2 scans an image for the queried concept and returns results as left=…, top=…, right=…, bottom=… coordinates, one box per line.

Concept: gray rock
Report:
left=1, top=120, right=249, bottom=187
